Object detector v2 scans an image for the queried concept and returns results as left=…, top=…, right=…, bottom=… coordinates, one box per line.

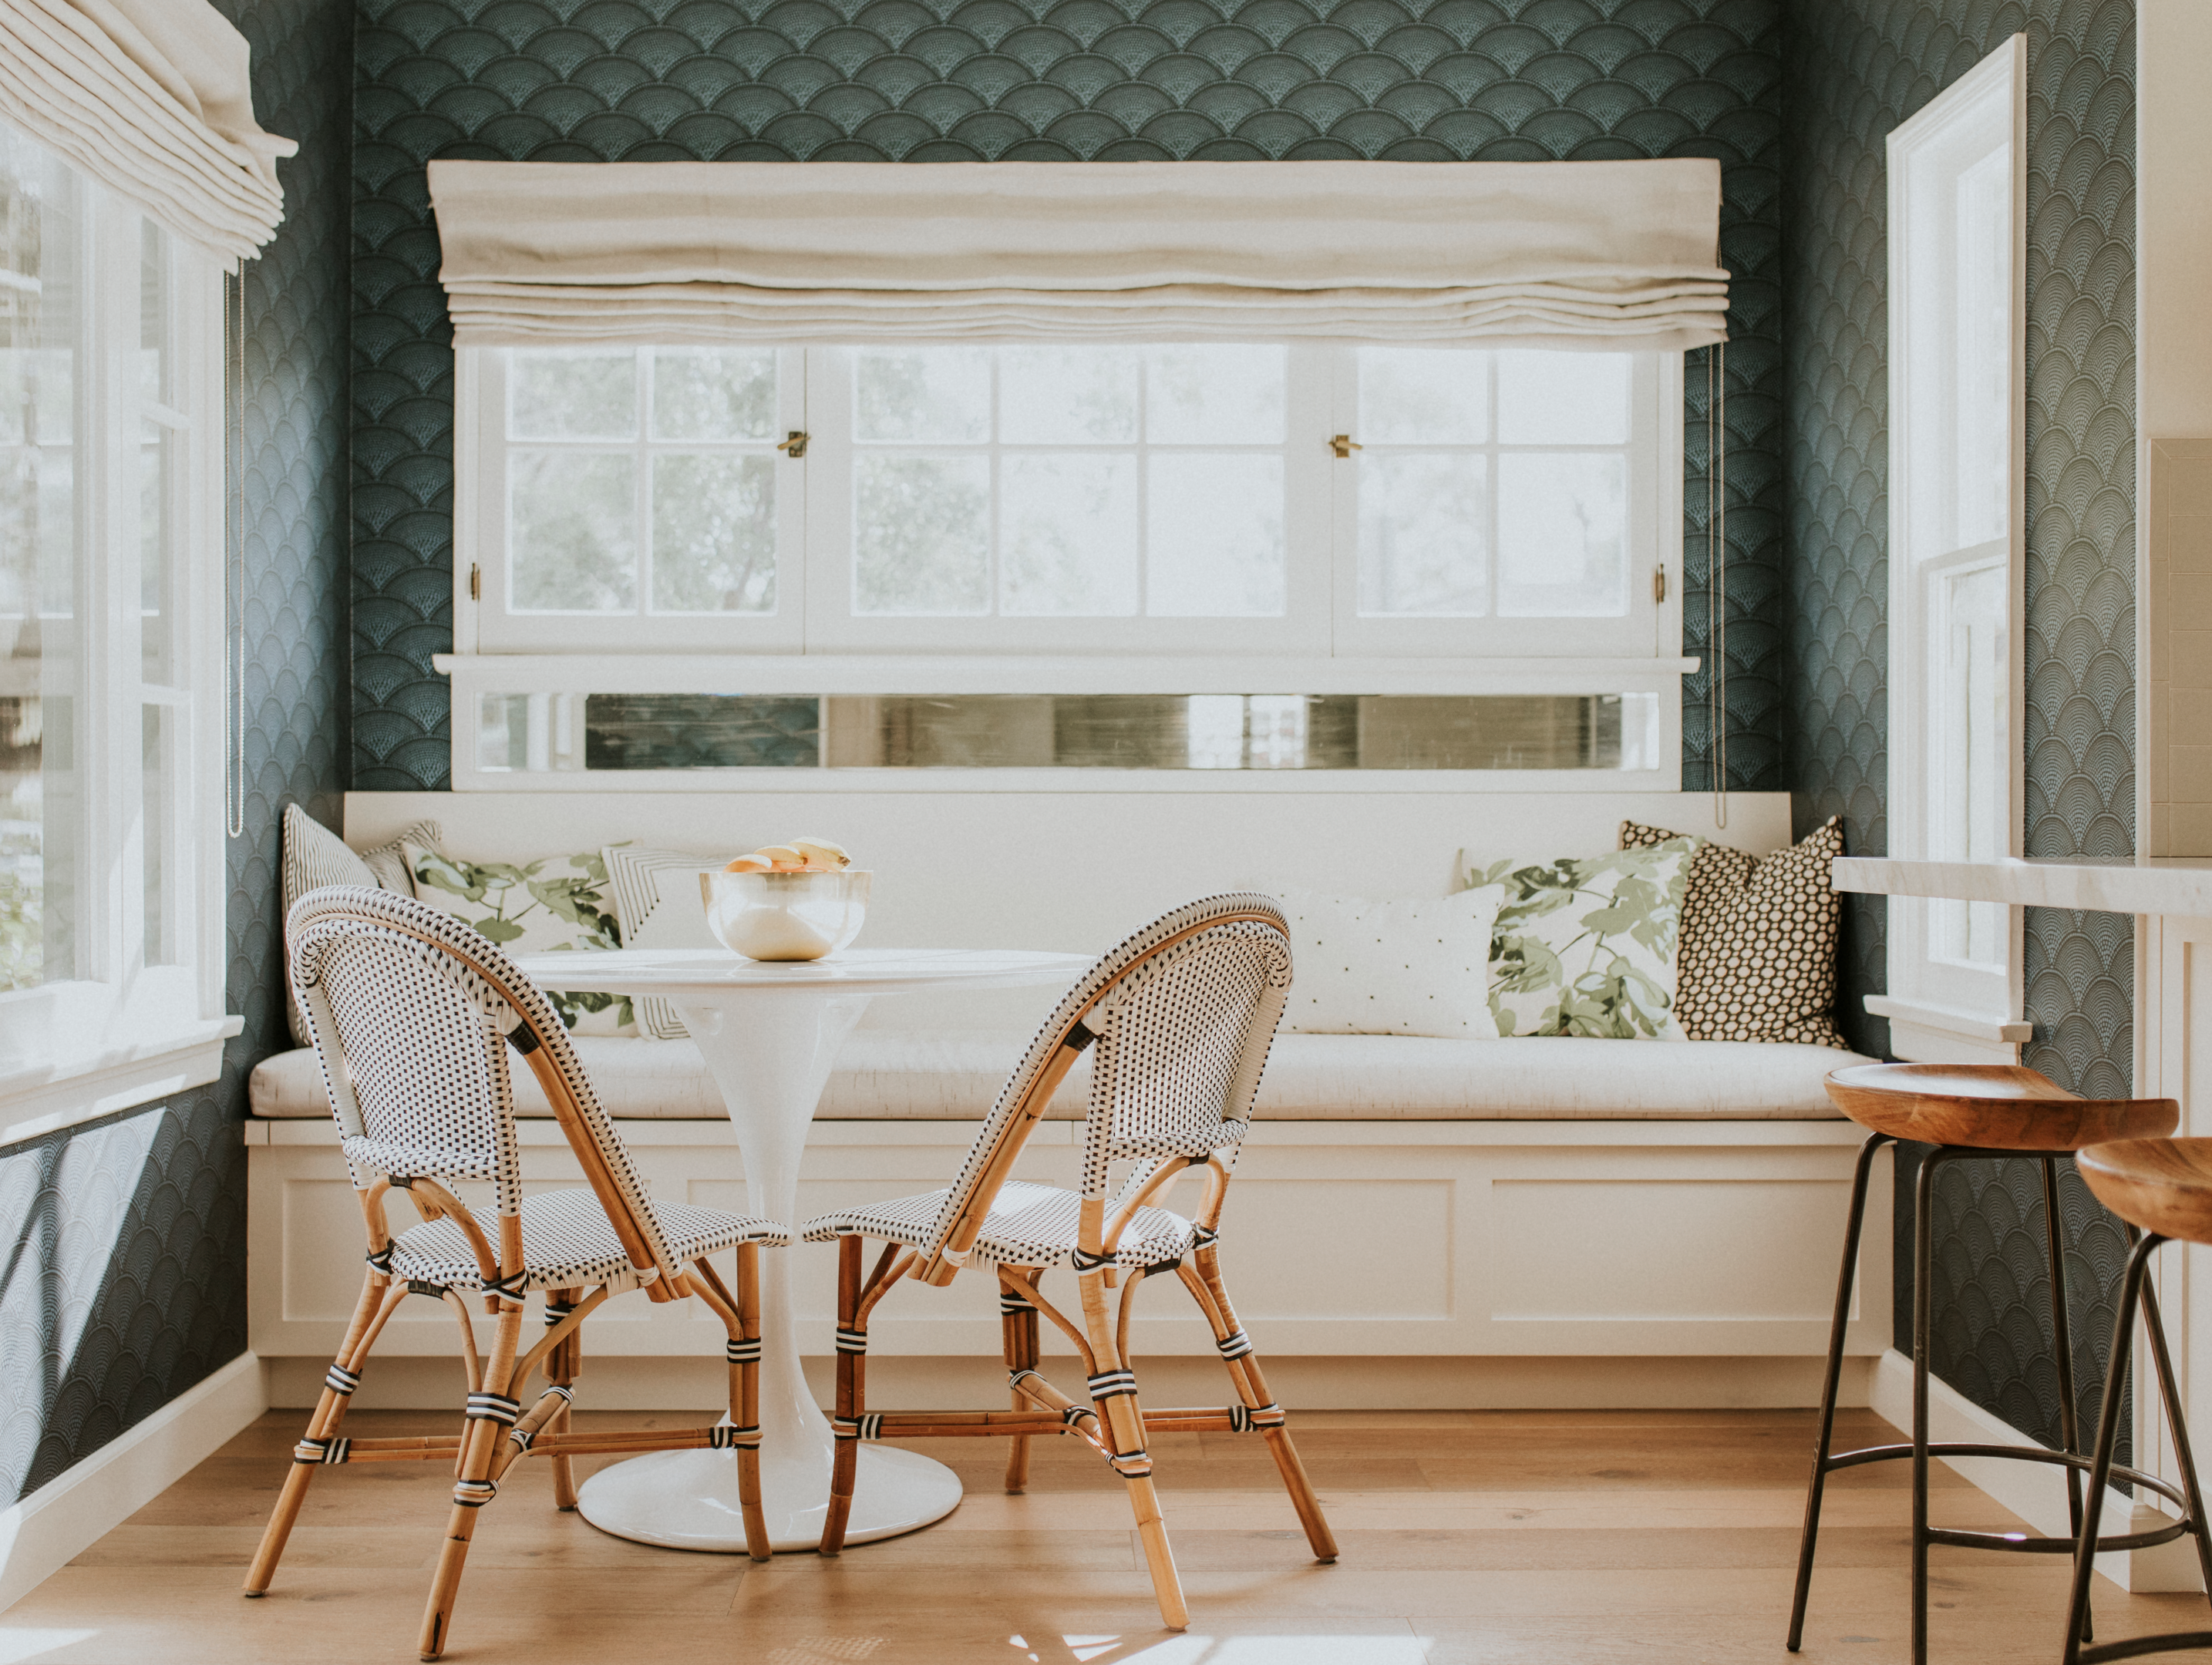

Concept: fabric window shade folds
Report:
left=0, top=0, right=291, bottom=261
left=428, top=158, right=1729, bottom=352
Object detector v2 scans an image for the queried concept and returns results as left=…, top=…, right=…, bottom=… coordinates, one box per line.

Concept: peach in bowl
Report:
left=700, top=837, right=870, bottom=961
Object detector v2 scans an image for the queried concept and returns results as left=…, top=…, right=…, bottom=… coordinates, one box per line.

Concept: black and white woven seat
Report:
left=803, top=1178, right=1196, bottom=1270
left=797, top=892, right=1336, bottom=1631
left=392, top=1192, right=780, bottom=1293
left=243, top=886, right=783, bottom=1661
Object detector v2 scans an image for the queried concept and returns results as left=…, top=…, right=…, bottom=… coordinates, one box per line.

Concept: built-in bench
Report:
left=245, top=787, right=1893, bottom=1412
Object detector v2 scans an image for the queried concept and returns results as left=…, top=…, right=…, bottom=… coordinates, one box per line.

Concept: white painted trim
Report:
left=0, top=1350, right=267, bottom=1612
left=431, top=651, right=1699, bottom=692
left=0, top=1017, right=241, bottom=1148
left=264, top=1351, right=1877, bottom=1416
left=1857, top=999, right=2026, bottom=1052
left=1868, top=1347, right=2203, bottom=1594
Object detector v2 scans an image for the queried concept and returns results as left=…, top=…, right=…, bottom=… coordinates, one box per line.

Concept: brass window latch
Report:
left=1653, top=563, right=1666, bottom=602
left=469, top=563, right=481, bottom=601
left=1328, top=434, right=1362, bottom=459
left=776, top=430, right=809, bottom=459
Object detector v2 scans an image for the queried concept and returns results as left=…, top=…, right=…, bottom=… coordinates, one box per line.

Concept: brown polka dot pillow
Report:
left=1618, top=818, right=1849, bottom=1048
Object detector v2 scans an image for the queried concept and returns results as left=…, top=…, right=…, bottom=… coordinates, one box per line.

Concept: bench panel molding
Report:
left=247, top=1119, right=1890, bottom=1377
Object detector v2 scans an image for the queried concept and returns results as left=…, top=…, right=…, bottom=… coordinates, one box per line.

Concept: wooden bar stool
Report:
left=2061, top=1139, right=2212, bottom=1662
left=1789, top=1063, right=2189, bottom=1664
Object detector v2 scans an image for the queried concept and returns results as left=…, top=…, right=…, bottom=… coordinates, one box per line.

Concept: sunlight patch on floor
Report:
left=1007, top=1636, right=1431, bottom=1664
left=0, top=1632, right=97, bottom=1665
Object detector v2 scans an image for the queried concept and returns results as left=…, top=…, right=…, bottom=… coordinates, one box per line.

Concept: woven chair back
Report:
left=925, top=893, right=1292, bottom=1260
left=287, top=886, right=682, bottom=1288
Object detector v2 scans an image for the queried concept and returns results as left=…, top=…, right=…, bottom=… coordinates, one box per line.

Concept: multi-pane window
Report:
left=1880, top=35, right=2024, bottom=1061
left=466, top=341, right=1671, bottom=661
left=845, top=345, right=1288, bottom=620
left=504, top=347, right=786, bottom=620
left=0, top=119, right=223, bottom=1097
left=1356, top=350, right=1633, bottom=620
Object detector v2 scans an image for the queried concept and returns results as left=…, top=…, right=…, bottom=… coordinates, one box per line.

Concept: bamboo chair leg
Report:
left=1004, top=1285, right=1039, bottom=1494
left=418, top=1303, right=523, bottom=1662
left=245, top=1273, right=396, bottom=1596
left=736, top=1244, right=769, bottom=1562
left=820, top=1235, right=864, bottom=1556
left=1185, top=1253, right=1336, bottom=1561
left=1126, top=1469, right=1187, bottom=1630
left=545, top=1287, right=580, bottom=1511
left=1111, top=1385, right=1187, bottom=1630
left=1079, top=1262, right=1187, bottom=1630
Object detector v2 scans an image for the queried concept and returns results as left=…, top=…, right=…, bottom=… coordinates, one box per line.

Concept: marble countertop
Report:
left=1832, top=856, right=2212, bottom=916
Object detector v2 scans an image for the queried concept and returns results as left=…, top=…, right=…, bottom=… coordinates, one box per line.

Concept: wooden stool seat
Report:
left=1825, top=1062, right=2178, bottom=1151
left=2080, top=1138, right=2212, bottom=1250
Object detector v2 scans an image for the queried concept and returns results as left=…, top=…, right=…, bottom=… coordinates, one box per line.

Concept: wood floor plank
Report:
left=7, top=1406, right=2202, bottom=1664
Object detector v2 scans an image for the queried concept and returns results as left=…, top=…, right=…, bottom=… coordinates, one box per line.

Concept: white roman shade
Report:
left=429, top=159, right=1730, bottom=352
left=0, top=0, right=292, bottom=261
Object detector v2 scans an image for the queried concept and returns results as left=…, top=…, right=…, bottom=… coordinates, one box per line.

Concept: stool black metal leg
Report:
left=2064, top=1233, right=2161, bottom=1665
left=1912, top=1148, right=1945, bottom=1665
left=2135, top=1250, right=2212, bottom=1604
left=2044, top=1156, right=2092, bottom=1644
left=1789, top=1131, right=1894, bottom=1652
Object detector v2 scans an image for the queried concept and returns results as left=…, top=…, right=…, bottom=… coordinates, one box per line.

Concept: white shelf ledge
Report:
left=431, top=652, right=1700, bottom=697
left=1833, top=856, right=2212, bottom=917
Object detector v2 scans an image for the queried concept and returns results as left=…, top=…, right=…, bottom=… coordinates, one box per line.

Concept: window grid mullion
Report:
left=988, top=353, right=1001, bottom=621
left=635, top=346, right=652, bottom=620
left=1135, top=351, right=1150, bottom=618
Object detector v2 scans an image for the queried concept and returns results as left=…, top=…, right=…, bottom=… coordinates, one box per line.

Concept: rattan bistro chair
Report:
left=244, top=886, right=788, bottom=1661
left=799, top=893, right=1338, bottom=1630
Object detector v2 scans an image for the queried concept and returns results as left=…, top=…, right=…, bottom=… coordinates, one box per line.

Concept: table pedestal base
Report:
left=575, top=1442, right=962, bottom=1554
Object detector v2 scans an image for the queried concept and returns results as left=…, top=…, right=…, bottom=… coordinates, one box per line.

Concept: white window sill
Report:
left=433, top=651, right=1701, bottom=696
left=0, top=1016, right=244, bottom=1148
left=1864, top=994, right=2030, bottom=1067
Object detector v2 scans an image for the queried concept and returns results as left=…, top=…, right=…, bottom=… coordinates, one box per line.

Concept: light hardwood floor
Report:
left=9, top=1405, right=2212, bottom=1663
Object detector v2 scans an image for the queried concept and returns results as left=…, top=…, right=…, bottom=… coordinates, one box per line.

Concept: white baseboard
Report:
left=1868, top=1347, right=2204, bottom=1594
left=264, top=1350, right=1877, bottom=1414
left=0, top=1351, right=268, bottom=1612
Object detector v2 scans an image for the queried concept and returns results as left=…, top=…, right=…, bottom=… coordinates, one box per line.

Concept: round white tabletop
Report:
left=507, top=945, right=1091, bottom=1555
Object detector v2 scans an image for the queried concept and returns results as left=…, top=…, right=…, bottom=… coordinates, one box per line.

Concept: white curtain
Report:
left=0, top=0, right=292, bottom=261
left=429, top=159, right=1729, bottom=352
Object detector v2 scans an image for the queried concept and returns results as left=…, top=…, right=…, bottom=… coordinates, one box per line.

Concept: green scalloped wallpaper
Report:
left=349, top=0, right=1789, bottom=791
left=1782, top=0, right=2136, bottom=1451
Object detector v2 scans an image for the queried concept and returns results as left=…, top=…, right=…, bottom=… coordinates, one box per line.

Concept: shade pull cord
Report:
left=1707, top=341, right=1729, bottom=832
left=226, top=261, right=245, bottom=839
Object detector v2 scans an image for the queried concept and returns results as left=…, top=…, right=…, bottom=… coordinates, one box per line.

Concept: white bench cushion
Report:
left=250, top=1031, right=1866, bottom=1123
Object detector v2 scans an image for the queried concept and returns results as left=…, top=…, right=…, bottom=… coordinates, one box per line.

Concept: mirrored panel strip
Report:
left=476, top=692, right=1660, bottom=774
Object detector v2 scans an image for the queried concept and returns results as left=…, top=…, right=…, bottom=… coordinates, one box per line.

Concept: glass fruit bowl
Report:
left=699, top=869, right=871, bottom=962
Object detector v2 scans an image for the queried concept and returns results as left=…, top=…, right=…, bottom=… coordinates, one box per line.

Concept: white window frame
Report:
left=459, top=344, right=1679, bottom=660
left=1330, top=351, right=1675, bottom=661
left=0, top=142, right=236, bottom=1142
left=446, top=340, right=1688, bottom=792
left=800, top=345, right=1336, bottom=658
left=461, top=345, right=809, bottom=655
left=1870, top=35, right=2034, bottom=1064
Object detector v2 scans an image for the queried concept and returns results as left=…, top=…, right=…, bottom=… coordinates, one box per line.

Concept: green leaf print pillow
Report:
left=404, top=842, right=636, bottom=1036
left=1461, top=839, right=1699, bottom=1040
